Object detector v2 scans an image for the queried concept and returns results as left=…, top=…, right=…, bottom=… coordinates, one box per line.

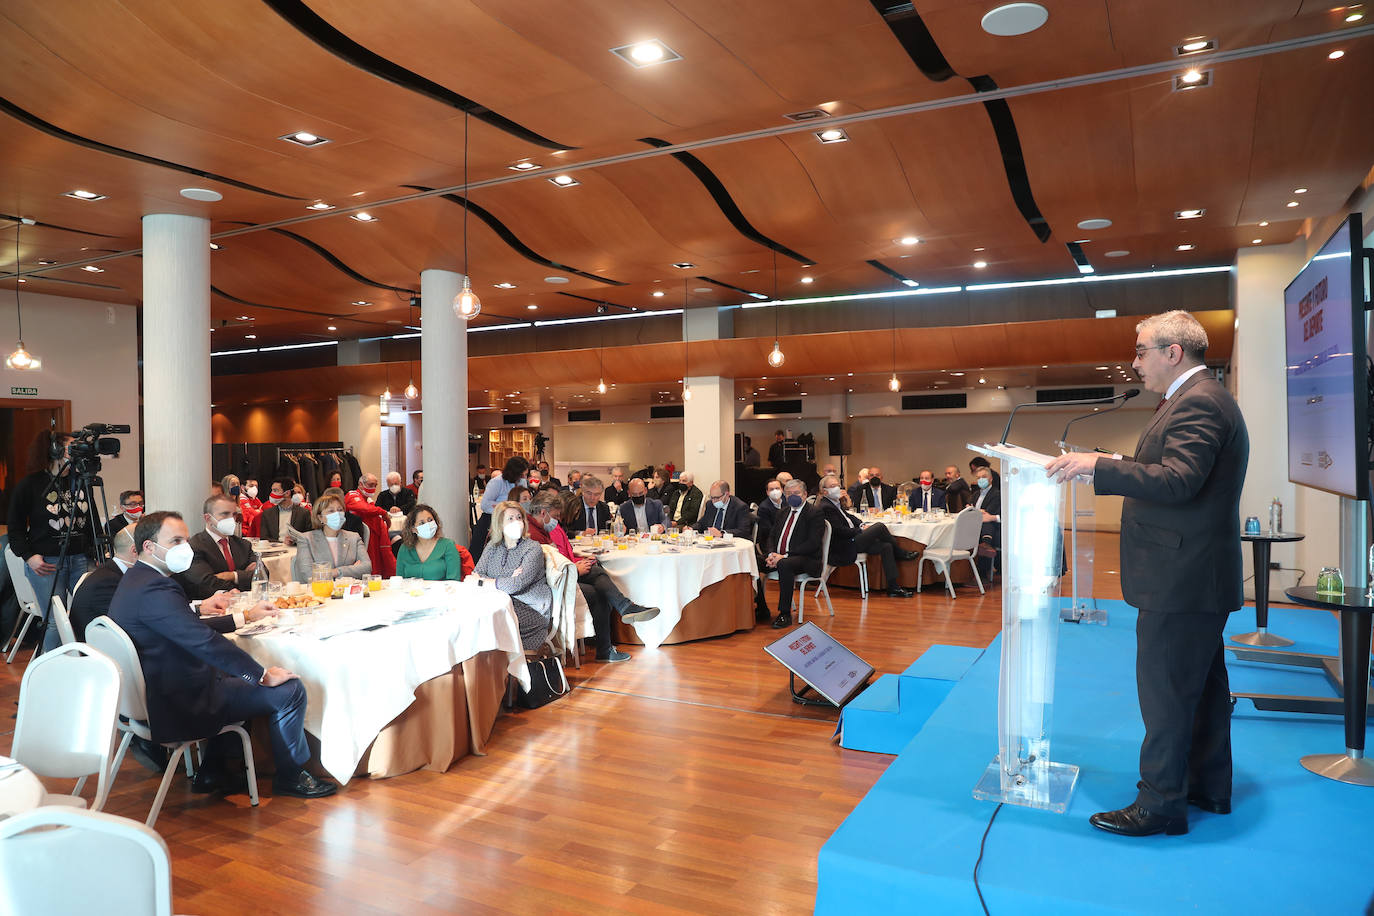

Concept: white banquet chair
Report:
left=916, top=507, right=985, bottom=598
left=49, top=594, right=77, bottom=646
left=1, top=806, right=173, bottom=916
left=767, top=521, right=833, bottom=623
left=4, top=548, right=45, bottom=663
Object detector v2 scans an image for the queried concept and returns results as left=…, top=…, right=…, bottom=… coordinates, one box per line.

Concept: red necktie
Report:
left=778, top=510, right=797, bottom=553
left=219, top=538, right=235, bottom=571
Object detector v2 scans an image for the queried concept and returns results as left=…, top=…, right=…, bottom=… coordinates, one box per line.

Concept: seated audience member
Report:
left=846, top=468, right=870, bottom=505
left=406, top=469, right=423, bottom=498
left=473, top=457, right=530, bottom=561
left=694, top=480, right=754, bottom=539
left=110, top=510, right=337, bottom=799
left=177, top=494, right=259, bottom=600
left=908, top=469, right=947, bottom=513
left=818, top=475, right=915, bottom=598
left=973, top=465, right=1002, bottom=579
left=327, top=471, right=344, bottom=490
left=291, top=483, right=311, bottom=512
left=345, top=473, right=397, bottom=577
left=753, top=478, right=785, bottom=621
left=509, top=485, right=532, bottom=507
left=220, top=474, right=241, bottom=501
left=943, top=465, right=972, bottom=514
left=558, top=489, right=584, bottom=534
left=619, top=478, right=665, bottom=533
left=970, top=455, right=1001, bottom=489
left=318, top=487, right=364, bottom=540
left=377, top=471, right=417, bottom=516
left=820, top=463, right=839, bottom=482
left=646, top=468, right=668, bottom=501
left=68, top=526, right=137, bottom=641
left=108, top=489, right=145, bottom=538
left=604, top=468, right=631, bottom=505
left=472, top=501, right=554, bottom=650
left=853, top=466, right=897, bottom=511
left=573, top=475, right=613, bottom=533
left=767, top=429, right=787, bottom=468
left=742, top=436, right=762, bottom=468
left=471, top=464, right=490, bottom=493
left=774, top=470, right=794, bottom=489
left=536, top=460, right=562, bottom=491
left=209, top=481, right=225, bottom=498
left=260, top=479, right=314, bottom=543
left=667, top=471, right=703, bottom=528
left=395, top=504, right=473, bottom=581
left=565, top=469, right=583, bottom=492
left=761, top=479, right=825, bottom=629
left=238, top=478, right=263, bottom=539
left=527, top=492, right=659, bottom=663
left=293, top=493, right=372, bottom=581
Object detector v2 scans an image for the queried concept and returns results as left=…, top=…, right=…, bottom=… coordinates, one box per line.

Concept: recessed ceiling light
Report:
left=493, top=282, right=516, bottom=289
left=36, top=259, right=56, bottom=265
left=349, top=212, right=377, bottom=222
left=1173, top=68, right=1213, bottom=91
left=1294, top=187, right=1308, bottom=194
left=1258, top=220, right=1269, bottom=227
left=652, top=290, right=665, bottom=297
left=610, top=39, right=682, bottom=67
left=1286, top=200, right=1300, bottom=208
left=526, top=304, right=538, bottom=310
left=508, top=161, right=541, bottom=171
left=209, top=242, right=221, bottom=251
left=80, top=265, right=103, bottom=272
left=63, top=189, right=106, bottom=201
left=1329, top=49, right=1346, bottom=59
left=693, top=286, right=712, bottom=293
left=548, top=174, right=580, bottom=187
left=1105, top=250, right=1130, bottom=257
left=1346, top=9, right=1365, bottom=23
left=326, top=325, right=337, bottom=331
left=280, top=131, right=330, bottom=147
left=828, top=376, right=836, bottom=381
left=897, top=236, right=920, bottom=246
left=800, top=276, right=814, bottom=284
left=1252, top=238, right=1263, bottom=244
left=901, top=279, right=920, bottom=287
left=543, top=276, right=569, bottom=284
left=306, top=202, right=334, bottom=211
left=978, top=377, right=987, bottom=384
left=816, top=128, right=849, bottom=143
left=245, top=334, right=256, bottom=340
left=237, top=315, right=249, bottom=320
left=1175, top=208, right=1205, bottom=219
left=1176, top=243, right=1195, bottom=251
left=672, top=262, right=695, bottom=269
left=973, top=260, right=988, bottom=269
left=1076, top=218, right=1112, bottom=230
left=950, top=372, right=965, bottom=377
left=352, top=300, right=371, bottom=306
left=981, top=3, right=1049, bottom=36
left=1176, top=37, right=1216, bottom=55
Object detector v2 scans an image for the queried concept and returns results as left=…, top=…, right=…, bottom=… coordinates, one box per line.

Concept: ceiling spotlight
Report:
left=981, top=2, right=1049, bottom=36
left=1294, top=187, right=1308, bottom=194
left=281, top=131, right=330, bottom=147
left=901, top=279, right=920, bottom=287
left=978, top=377, right=987, bottom=384
left=898, top=236, right=921, bottom=246
left=493, top=282, right=516, bottom=289
left=352, top=300, right=371, bottom=306
left=973, top=260, right=988, bottom=269
left=672, top=262, right=695, bottom=269
left=245, top=334, right=257, bottom=340
left=1105, top=250, right=1130, bottom=257
left=610, top=39, right=682, bottom=67
left=1346, top=8, right=1366, bottom=22
left=1329, top=49, right=1346, bottom=59
left=1252, top=238, right=1263, bottom=244
left=1176, top=37, right=1216, bottom=55
left=548, top=174, right=580, bottom=187
left=1173, top=69, right=1213, bottom=90
left=180, top=188, right=223, bottom=202
left=1176, top=243, right=1195, bottom=251
left=1258, top=220, right=1269, bottom=227
left=326, top=325, right=337, bottom=331
left=1174, top=208, right=1205, bottom=219
left=816, top=128, right=849, bottom=143
left=1180, top=69, right=1204, bottom=84
left=63, top=189, right=106, bottom=201
left=209, top=243, right=222, bottom=251
left=349, top=212, right=377, bottom=222
left=800, top=276, right=814, bottom=284
left=80, top=265, right=103, bottom=273
left=527, top=304, right=538, bottom=310
left=507, top=161, right=541, bottom=171
left=1286, top=200, right=1300, bottom=208
left=36, top=259, right=56, bottom=265
left=306, top=202, right=334, bottom=211
left=652, top=290, right=665, bottom=297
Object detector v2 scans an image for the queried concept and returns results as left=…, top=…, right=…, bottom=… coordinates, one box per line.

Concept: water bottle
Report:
left=251, top=551, right=270, bottom=601
left=612, top=506, right=626, bottom=538
left=1268, top=498, right=1282, bottom=535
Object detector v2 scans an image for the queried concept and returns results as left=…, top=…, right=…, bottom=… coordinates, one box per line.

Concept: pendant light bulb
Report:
left=382, top=386, right=392, bottom=400
left=453, top=277, right=482, bottom=320
left=888, top=373, right=901, bottom=392
left=767, top=340, right=785, bottom=368
left=379, top=395, right=389, bottom=416
left=682, top=382, right=692, bottom=401
left=6, top=342, right=35, bottom=371
left=597, top=378, right=607, bottom=395
left=405, top=379, right=419, bottom=400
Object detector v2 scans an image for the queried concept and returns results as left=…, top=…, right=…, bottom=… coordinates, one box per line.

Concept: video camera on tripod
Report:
left=55, top=422, right=130, bottom=478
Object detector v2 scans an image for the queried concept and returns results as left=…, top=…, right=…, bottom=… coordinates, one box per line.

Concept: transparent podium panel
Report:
left=1061, top=453, right=1104, bottom=625
left=969, top=442, right=1079, bottom=812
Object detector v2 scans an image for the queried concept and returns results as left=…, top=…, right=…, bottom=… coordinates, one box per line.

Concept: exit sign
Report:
left=10, top=387, right=37, bottom=397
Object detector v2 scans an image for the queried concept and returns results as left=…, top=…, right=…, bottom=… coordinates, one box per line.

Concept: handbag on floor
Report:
left=517, top=655, right=569, bottom=709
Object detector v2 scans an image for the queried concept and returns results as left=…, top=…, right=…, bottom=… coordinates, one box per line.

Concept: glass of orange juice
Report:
left=367, top=574, right=383, bottom=592
left=310, top=563, right=334, bottom=599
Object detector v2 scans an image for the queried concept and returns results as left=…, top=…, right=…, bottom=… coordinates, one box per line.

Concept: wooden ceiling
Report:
left=0, top=1, right=1368, bottom=360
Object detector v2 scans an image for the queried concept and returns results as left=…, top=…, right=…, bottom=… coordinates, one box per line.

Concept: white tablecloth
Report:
left=258, top=546, right=297, bottom=583
left=229, top=582, right=528, bottom=784
left=866, top=515, right=958, bottom=550
left=594, top=539, right=759, bottom=649
left=0, top=757, right=44, bottom=817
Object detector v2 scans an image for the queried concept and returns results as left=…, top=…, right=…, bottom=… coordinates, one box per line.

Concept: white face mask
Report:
left=291, top=493, right=303, bottom=504
left=921, top=481, right=933, bottom=489
left=826, top=486, right=844, bottom=500
left=157, top=541, right=195, bottom=574
left=389, top=484, right=402, bottom=494
left=212, top=517, right=237, bottom=537
left=324, top=511, right=345, bottom=530
left=502, top=520, right=523, bottom=541
left=767, top=489, right=782, bottom=503
left=416, top=521, right=438, bottom=540
left=245, top=486, right=258, bottom=499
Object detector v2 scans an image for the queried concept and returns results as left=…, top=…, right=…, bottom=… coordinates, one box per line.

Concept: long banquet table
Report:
left=229, top=580, right=529, bottom=784
left=586, top=536, right=759, bottom=649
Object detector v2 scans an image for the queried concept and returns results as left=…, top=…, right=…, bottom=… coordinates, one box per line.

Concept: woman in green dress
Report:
left=394, top=504, right=474, bottom=581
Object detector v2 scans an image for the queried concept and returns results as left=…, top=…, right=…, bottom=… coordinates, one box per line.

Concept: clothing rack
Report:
left=212, top=441, right=358, bottom=501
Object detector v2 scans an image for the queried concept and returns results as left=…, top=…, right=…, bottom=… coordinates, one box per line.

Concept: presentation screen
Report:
left=1285, top=214, right=1369, bottom=500
left=764, top=622, right=874, bottom=707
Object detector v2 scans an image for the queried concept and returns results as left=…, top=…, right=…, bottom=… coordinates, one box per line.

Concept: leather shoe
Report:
left=1089, top=803, right=1187, bottom=837
left=771, top=614, right=793, bottom=629
left=596, top=648, right=631, bottom=662
left=129, top=736, right=169, bottom=773
left=886, top=587, right=915, bottom=598
left=273, top=770, right=338, bottom=799
left=755, top=607, right=771, bottom=623
left=898, top=550, right=920, bottom=561
left=620, top=604, right=660, bottom=624
left=1187, top=794, right=1231, bottom=815
left=191, top=765, right=249, bottom=796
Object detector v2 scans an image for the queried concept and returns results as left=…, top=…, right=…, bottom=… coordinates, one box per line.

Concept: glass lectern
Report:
left=969, top=442, right=1080, bottom=813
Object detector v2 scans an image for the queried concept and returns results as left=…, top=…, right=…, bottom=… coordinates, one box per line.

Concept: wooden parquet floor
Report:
left=1, top=533, right=1132, bottom=915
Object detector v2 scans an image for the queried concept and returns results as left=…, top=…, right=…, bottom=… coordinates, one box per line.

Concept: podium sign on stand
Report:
left=1059, top=442, right=1104, bottom=625
left=969, top=442, right=1080, bottom=813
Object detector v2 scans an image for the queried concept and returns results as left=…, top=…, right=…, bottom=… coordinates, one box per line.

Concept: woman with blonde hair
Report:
left=471, top=501, right=550, bottom=650
left=292, top=491, right=371, bottom=581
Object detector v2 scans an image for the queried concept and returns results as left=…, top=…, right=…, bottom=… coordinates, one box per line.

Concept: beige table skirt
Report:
left=612, top=572, right=756, bottom=646
left=826, top=537, right=978, bottom=591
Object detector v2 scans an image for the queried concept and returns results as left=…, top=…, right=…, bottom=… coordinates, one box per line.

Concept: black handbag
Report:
left=517, top=655, right=569, bottom=709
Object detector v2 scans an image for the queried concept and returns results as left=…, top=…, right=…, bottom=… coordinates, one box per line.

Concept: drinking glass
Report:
left=367, top=574, right=383, bottom=592
left=310, top=562, right=335, bottom=599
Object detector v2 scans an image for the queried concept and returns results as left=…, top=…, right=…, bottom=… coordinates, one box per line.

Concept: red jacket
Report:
left=345, top=488, right=396, bottom=577
left=238, top=496, right=263, bottom=539
left=526, top=519, right=576, bottom=563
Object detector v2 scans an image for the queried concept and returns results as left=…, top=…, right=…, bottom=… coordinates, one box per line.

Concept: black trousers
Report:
left=769, top=556, right=821, bottom=616
left=579, top=565, right=632, bottom=654
left=1133, top=609, right=1232, bottom=817
left=853, top=524, right=900, bottom=586
left=204, top=676, right=310, bottom=777
left=977, top=520, right=1001, bottom=579
left=470, top=512, right=492, bottom=562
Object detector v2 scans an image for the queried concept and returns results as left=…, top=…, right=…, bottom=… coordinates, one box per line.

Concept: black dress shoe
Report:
left=886, top=587, right=915, bottom=598
left=771, top=614, right=793, bottom=629
left=897, top=550, right=920, bottom=561
left=755, top=607, right=771, bottom=624
left=273, top=770, right=338, bottom=799
left=129, top=736, right=169, bottom=773
left=1187, top=794, right=1231, bottom=814
left=1089, top=803, right=1187, bottom=837
left=191, top=765, right=249, bottom=796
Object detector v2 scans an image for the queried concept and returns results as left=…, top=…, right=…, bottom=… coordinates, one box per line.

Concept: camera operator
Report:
left=7, top=430, right=92, bottom=651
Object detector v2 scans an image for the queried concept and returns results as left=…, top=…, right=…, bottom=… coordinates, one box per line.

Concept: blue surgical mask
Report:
left=415, top=521, right=438, bottom=540
left=543, top=517, right=558, bottom=533
left=325, top=510, right=345, bottom=530
left=517, top=477, right=528, bottom=487
left=786, top=494, right=804, bottom=509
left=977, top=477, right=991, bottom=490
left=714, top=499, right=728, bottom=510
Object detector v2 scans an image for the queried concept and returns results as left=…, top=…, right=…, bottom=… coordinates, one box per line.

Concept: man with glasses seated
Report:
left=819, top=474, right=915, bottom=598
left=761, top=479, right=825, bottom=630
left=574, top=475, right=613, bottom=534
left=693, top=480, right=754, bottom=539
left=107, top=489, right=145, bottom=538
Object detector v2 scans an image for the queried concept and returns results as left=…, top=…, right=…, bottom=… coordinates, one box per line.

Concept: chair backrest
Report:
left=6, top=548, right=39, bottom=611
left=50, top=595, right=76, bottom=646
left=72, top=568, right=94, bottom=599
left=13, top=643, right=121, bottom=807
left=817, top=521, right=831, bottom=571
left=950, top=507, right=984, bottom=552
left=85, top=616, right=151, bottom=725
left=0, top=806, right=173, bottom=916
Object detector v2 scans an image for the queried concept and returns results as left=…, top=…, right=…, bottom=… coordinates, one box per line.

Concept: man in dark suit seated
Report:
left=259, top=479, right=315, bottom=543
left=666, top=471, right=703, bottom=529
left=1048, top=310, right=1248, bottom=838
left=107, top=489, right=144, bottom=539
left=110, top=510, right=336, bottom=799
left=536, top=460, right=562, bottom=491
left=619, top=478, right=665, bottom=533
left=767, top=430, right=787, bottom=468
left=176, top=494, right=259, bottom=600
left=604, top=468, right=631, bottom=506
left=762, top=479, right=824, bottom=629
left=908, top=470, right=947, bottom=513
left=574, top=475, right=613, bottom=533
left=971, top=466, right=1001, bottom=579
left=854, top=466, right=897, bottom=512
left=753, top=479, right=784, bottom=621
left=695, top=480, right=755, bottom=539
left=377, top=471, right=416, bottom=517
left=942, top=465, right=972, bottom=513
left=68, top=527, right=137, bottom=642
left=818, top=475, right=915, bottom=598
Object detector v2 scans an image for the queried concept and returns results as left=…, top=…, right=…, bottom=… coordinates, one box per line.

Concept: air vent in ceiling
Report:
left=650, top=404, right=685, bottom=419
left=568, top=409, right=601, bottom=423
left=1036, top=386, right=1115, bottom=404
left=753, top=398, right=803, bottom=416
left=502, top=413, right=527, bottom=425
left=902, top=393, right=967, bottom=410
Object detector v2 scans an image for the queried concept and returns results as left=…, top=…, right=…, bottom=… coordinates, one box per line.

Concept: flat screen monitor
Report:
left=1284, top=213, right=1370, bottom=500
left=763, top=622, right=874, bottom=707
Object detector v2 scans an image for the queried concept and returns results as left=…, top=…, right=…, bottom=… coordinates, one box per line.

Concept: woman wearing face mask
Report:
left=472, top=501, right=551, bottom=650
left=470, top=457, right=530, bottom=564
left=395, top=505, right=473, bottom=581
left=291, top=484, right=311, bottom=512
left=328, top=471, right=344, bottom=490
left=292, top=494, right=371, bottom=582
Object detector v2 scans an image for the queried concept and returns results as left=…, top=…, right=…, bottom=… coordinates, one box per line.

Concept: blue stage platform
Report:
left=817, top=600, right=1374, bottom=914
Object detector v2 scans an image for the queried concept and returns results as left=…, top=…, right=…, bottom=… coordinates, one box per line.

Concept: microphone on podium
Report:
left=1057, top=388, right=1141, bottom=448
left=999, top=388, right=1139, bottom=446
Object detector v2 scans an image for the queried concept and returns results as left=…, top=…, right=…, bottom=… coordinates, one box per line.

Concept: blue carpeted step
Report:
left=839, top=643, right=983, bottom=755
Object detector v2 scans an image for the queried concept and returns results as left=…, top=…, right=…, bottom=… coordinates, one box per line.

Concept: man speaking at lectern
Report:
left=1047, top=310, right=1248, bottom=838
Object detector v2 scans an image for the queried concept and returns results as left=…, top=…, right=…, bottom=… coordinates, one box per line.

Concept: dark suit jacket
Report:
left=694, top=496, right=755, bottom=539
left=572, top=500, right=613, bottom=533
left=107, top=513, right=135, bottom=539
left=258, top=505, right=314, bottom=542
left=852, top=481, right=898, bottom=511
left=109, top=561, right=265, bottom=743
left=755, top=497, right=782, bottom=547
left=604, top=481, right=631, bottom=505
left=816, top=497, right=867, bottom=567
left=943, top=478, right=972, bottom=513
left=68, top=558, right=125, bottom=641
left=618, top=498, right=665, bottom=532
left=1094, top=371, right=1248, bottom=614
left=377, top=488, right=416, bottom=515
left=177, top=530, right=257, bottom=599
left=766, top=503, right=825, bottom=575
left=767, top=440, right=787, bottom=467
left=971, top=484, right=1001, bottom=517
left=667, top=485, right=703, bottom=526
left=907, top=486, right=947, bottom=512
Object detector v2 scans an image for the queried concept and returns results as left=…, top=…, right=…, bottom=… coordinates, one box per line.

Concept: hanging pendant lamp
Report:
left=405, top=303, right=419, bottom=398
left=766, top=251, right=784, bottom=367
left=888, top=299, right=900, bottom=392
left=6, top=220, right=39, bottom=370
left=452, top=112, right=482, bottom=320
left=681, top=280, right=692, bottom=400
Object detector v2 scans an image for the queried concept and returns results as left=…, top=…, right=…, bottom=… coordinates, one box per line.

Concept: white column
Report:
left=142, top=214, right=210, bottom=525
left=684, top=375, right=734, bottom=489
left=337, top=395, right=382, bottom=476
left=421, top=269, right=469, bottom=543
left=539, top=401, right=556, bottom=472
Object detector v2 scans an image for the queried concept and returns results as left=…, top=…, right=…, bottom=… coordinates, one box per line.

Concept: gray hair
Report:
left=1137, top=310, right=1208, bottom=361
left=783, top=478, right=807, bottom=495
left=820, top=474, right=839, bottom=490
left=580, top=474, right=603, bottom=492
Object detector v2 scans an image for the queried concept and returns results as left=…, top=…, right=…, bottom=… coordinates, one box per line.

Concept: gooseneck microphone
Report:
left=1058, top=388, right=1141, bottom=446
left=999, top=389, right=1140, bottom=446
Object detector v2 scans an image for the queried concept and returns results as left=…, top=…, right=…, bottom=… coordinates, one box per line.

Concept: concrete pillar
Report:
left=539, top=401, right=556, bottom=472
left=682, top=306, right=735, bottom=488
left=337, top=395, right=382, bottom=479
left=142, top=214, right=210, bottom=525
left=420, top=269, right=469, bottom=543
